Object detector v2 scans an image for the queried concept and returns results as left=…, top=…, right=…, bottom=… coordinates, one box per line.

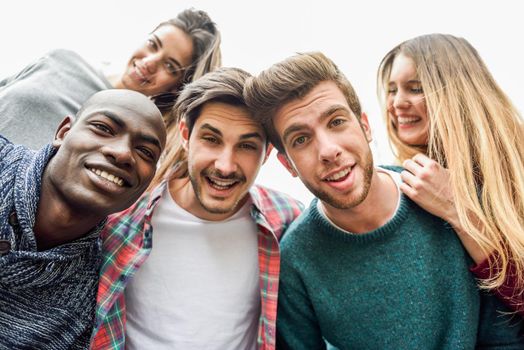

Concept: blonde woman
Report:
left=377, top=33, right=524, bottom=315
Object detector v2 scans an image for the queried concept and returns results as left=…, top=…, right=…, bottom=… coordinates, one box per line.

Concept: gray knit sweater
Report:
left=0, top=49, right=112, bottom=149
left=0, top=136, right=102, bottom=349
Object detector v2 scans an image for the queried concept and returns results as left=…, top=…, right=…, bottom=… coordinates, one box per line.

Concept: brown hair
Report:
left=244, top=51, right=361, bottom=153
left=149, top=67, right=252, bottom=189
left=151, top=8, right=222, bottom=113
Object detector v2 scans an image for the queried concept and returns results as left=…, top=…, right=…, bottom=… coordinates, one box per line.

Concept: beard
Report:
left=303, top=149, right=374, bottom=210
left=189, top=167, right=247, bottom=215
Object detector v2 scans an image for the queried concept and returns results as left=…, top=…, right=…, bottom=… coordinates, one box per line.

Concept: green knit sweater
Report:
left=277, top=191, right=523, bottom=349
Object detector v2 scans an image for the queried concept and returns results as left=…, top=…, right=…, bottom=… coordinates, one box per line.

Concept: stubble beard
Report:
left=305, top=150, right=374, bottom=210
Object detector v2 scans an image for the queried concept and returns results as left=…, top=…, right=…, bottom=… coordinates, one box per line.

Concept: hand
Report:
left=401, top=153, right=489, bottom=263
left=400, top=154, right=457, bottom=224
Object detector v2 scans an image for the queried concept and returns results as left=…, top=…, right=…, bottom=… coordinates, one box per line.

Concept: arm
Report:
left=401, top=153, right=523, bottom=316
left=0, top=55, right=43, bottom=88
left=277, top=253, right=326, bottom=350
left=471, top=256, right=524, bottom=318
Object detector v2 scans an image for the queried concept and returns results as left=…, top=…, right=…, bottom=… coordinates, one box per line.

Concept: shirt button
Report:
left=0, top=240, right=11, bottom=255
left=268, top=327, right=274, bottom=337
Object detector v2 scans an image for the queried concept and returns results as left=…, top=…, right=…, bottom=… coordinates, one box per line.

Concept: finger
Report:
left=400, top=182, right=416, bottom=199
left=412, top=153, right=433, bottom=167
left=402, top=159, right=423, bottom=176
left=400, top=169, right=418, bottom=187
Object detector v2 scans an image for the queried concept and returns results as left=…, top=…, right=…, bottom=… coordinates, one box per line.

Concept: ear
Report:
left=52, top=116, right=74, bottom=148
left=179, top=119, right=190, bottom=151
left=359, top=112, right=373, bottom=143
left=262, top=143, right=273, bottom=164
left=277, top=152, right=298, bottom=177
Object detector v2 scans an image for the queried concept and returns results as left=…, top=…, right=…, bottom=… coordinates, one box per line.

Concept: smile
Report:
left=133, top=62, right=150, bottom=85
left=397, top=116, right=421, bottom=125
left=90, top=168, right=125, bottom=187
left=206, top=176, right=239, bottom=190
left=323, top=166, right=353, bottom=182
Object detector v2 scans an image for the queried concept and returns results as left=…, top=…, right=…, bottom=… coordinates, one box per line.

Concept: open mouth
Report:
left=205, top=176, right=240, bottom=191
left=397, top=116, right=421, bottom=126
left=89, top=168, right=127, bottom=187
left=323, top=166, right=353, bottom=182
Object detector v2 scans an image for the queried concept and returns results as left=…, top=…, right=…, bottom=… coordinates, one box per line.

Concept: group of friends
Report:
left=0, top=7, right=523, bottom=350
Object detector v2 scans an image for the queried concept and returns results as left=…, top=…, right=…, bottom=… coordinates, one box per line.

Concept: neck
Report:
left=34, top=179, right=102, bottom=251
left=321, top=168, right=398, bottom=234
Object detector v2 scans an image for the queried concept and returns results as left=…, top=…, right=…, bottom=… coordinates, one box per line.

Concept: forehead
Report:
left=81, top=101, right=164, bottom=138
left=193, top=102, right=265, bottom=138
left=389, top=53, right=417, bottom=80
left=274, top=81, right=351, bottom=131
left=152, top=24, right=194, bottom=67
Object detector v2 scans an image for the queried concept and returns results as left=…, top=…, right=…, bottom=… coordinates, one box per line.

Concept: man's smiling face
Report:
left=45, top=89, right=166, bottom=217
left=181, top=101, right=268, bottom=218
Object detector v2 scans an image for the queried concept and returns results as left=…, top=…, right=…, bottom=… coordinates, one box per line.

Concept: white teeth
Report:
left=397, top=116, right=421, bottom=125
left=90, top=168, right=125, bottom=187
left=326, top=168, right=350, bottom=181
left=208, top=177, right=237, bottom=189
left=135, top=65, right=149, bottom=84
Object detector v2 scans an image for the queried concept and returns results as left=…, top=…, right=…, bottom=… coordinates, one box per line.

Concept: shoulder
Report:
left=0, top=136, right=26, bottom=171
left=102, top=193, right=153, bottom=240
left=250, top=184, right=304, bottom=220
left=378, top=164, right=403, bottom=173
left=280, top=202, right=317, bottom=248
left=47, top=49, right=83, bottom=62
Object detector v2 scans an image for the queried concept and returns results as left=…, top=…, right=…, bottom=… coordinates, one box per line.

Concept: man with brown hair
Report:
left=244, top=52, right=523, bottom=349
left=92, top=67, right=303, bottom=350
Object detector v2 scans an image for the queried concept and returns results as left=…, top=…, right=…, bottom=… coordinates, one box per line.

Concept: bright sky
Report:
left=2, top=0, right=523, bottom=205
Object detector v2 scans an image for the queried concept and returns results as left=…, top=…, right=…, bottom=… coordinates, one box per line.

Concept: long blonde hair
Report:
left=377, top=34, right=524, bottom=296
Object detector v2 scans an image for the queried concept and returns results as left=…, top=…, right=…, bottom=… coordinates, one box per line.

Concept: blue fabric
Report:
left=0, top=136, right=103, bottom=349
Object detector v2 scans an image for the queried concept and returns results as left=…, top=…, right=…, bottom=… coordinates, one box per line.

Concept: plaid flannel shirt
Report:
left=90, top=179, right=303, bottom=350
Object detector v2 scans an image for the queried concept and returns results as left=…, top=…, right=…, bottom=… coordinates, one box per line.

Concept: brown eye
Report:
left=93, top=123, right=113, bottom=135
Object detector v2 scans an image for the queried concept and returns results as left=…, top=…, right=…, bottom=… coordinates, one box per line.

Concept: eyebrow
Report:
left=389, top=79, right=421, bottom=85
left=282, top=104, right=350, bottom=145
left=97, top=111, right=162, bottom=150
left=152, top=33, right=183, bottom=71
left=200, top=123, right=264, bottom=142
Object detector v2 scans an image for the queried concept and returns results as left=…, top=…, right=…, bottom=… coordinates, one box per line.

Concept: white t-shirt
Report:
left=125, top=187, right=260, bottom=350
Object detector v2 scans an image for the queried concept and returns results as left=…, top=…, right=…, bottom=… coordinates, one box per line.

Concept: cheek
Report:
left=130, top=46, right=148, bottom=61
left=137, top=161, right=157, bottom=183
left=416, top=99, right=429, bottom=123
left=241, top=152, right=265, bottom=177
left=157, top=72, right=182, bottom=91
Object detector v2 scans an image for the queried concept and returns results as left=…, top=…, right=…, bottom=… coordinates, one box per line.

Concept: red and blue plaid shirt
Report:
left=90, top=179, right=303, bottom=350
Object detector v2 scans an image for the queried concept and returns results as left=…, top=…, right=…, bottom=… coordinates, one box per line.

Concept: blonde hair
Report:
left=148, top=67, right=252, bottom=190
left=377, top=33, right=524, bottom=297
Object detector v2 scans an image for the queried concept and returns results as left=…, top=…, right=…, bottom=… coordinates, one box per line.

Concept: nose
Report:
left=318, top=132, right=341, bottom=164
left=214, top=148, right=238, bottom=176
left=103, top=137, right=135, bottom=167
left=142, top=53, right=162, bottom=74
left=392, top=90, right=410, bottom=110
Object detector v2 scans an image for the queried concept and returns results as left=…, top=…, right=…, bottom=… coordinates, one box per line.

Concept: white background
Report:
left=2, top=0, right=523, bottom=205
